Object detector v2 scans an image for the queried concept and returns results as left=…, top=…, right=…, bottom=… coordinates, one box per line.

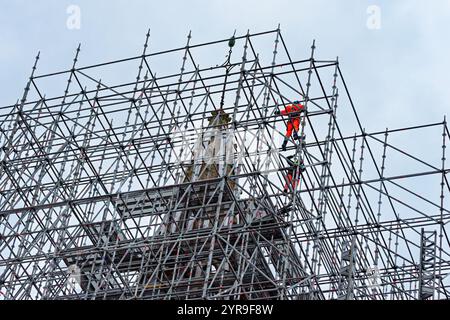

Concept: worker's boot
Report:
left=281, top=139, right=287, bottom=151
left=293, top=131, right=299, bottom=140
left=278, top=204, right=292, bottom=215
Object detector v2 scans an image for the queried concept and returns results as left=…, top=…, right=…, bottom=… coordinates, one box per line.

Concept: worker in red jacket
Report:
left=275, top=101, right=305, bottom=151
left=283, top=155, right=306, bottom=193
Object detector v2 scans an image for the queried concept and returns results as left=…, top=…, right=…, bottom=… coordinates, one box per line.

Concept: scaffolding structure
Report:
left=0, top=28, right=449, bottom=300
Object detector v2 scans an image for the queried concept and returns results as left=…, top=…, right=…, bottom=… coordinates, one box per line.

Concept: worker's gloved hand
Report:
left=274, top=109, right=281, bottom=115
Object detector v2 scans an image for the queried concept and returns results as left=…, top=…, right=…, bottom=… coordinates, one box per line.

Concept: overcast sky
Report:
left=1, top=0, right=449, bottom=129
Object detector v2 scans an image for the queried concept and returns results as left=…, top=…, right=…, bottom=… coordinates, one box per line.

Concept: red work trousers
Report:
left=284, top=172, right=298, bottom=192
left=285, top=118, right=300, bottom=138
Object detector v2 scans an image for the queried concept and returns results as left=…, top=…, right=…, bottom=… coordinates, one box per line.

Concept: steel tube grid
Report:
left=0, top=28, right=449, bottom=300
